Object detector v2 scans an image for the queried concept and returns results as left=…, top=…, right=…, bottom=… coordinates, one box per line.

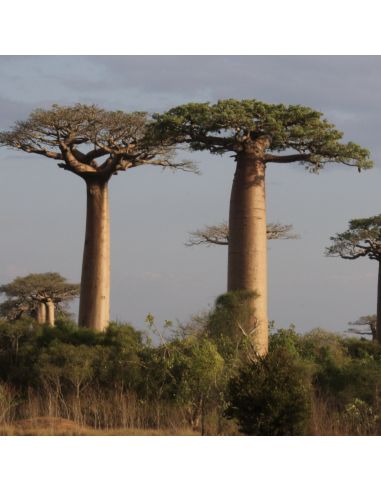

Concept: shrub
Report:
left=225, top=348, right=312, bottom=435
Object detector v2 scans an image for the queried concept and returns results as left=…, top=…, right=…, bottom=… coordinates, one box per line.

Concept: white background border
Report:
left=1, top=1, right=380, bottom=490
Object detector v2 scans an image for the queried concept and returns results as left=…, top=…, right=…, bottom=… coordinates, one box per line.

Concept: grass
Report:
left=0, top=417, right=200, bottom=436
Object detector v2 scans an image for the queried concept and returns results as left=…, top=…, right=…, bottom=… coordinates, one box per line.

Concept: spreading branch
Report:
left=186, top=221, right=298, bottom=247
left=153, top=99, right=373, bottom=172
left=326, top=215, right=381, bottom=262
left=348, top=315, right=377, bottom=341
left=0, top=104, right=198, bottom=181
left=0, top=273, right=79, bottom=321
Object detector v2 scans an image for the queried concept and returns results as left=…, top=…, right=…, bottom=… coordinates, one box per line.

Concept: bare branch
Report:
left=265, top=153, right=312, bottom=163
left=12, top=143, right=62, bottom=160
left=0, top=104, right=197, bottom=180
left=347, top=315, right=377, bottom=340
left=186, top=221, right=298, bottom=247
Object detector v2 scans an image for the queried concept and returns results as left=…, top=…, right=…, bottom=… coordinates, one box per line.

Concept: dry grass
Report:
left=0, top=384, right=233, bottom=435
left=4, top=383, right=378, bottom=436
left=0, top=417, right=199, bottom=436
left=309, top=394, right=380, bottom=436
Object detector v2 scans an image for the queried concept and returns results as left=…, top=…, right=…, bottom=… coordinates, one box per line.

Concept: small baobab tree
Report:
left=326, top=215, right=381, bottom=343
left=348, top=315, right=377, bottom=341
left=186, top=221, right=298, bottom=246
left=0, top=273, right=79, bottom=326
left=0, top=104, right=193, bottom=331
left=154, top=99, right=372, bottom=354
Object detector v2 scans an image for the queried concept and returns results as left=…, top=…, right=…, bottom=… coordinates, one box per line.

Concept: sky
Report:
left=0, top=55, right=381, bottom=335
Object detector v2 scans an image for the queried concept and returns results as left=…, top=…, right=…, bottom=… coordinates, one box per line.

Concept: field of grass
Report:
left=0, top=417, right=200, bottom=436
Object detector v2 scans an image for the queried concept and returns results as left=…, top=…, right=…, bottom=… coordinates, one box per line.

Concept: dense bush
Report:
left=1, top=313, right=381, bottom=435
left=225, top=347, right=312, bottom=435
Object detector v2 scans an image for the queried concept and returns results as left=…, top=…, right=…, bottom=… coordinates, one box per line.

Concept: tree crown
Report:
left=186, top=221, right=298, bottom=246
left=0, top=273, right=79, bottom=301
left=326, top=215, right=381, bottom=261
left=347, top=315, right=377, bottom=339
left=153, top=99, right=373, bottom=172
left=0, top=104, right=195, bottom=180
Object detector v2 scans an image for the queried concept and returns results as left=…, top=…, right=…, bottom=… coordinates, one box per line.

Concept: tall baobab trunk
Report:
left=228, top=152, right=268, bottom=356
left=377, top=261, right=381, bottom=343
left=78, top=178, right=110, bottom=331
left=46, top=299, right=55, bottom=327
left=36, top=302, right=47, bottom=324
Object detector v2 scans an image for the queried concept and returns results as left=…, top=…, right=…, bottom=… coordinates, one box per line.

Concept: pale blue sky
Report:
left=1, top=56, right=380, bottom=334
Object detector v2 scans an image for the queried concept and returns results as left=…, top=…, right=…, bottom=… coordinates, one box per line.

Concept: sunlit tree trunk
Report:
left=78, top=178, right=110, bottom=331
left=46, top=299, right=55, bottom=327
left=377, top=261, right=381, bottom=343
left=228, top=153, right=268, bottom=355
left=37, top=302, right=47, bottom=324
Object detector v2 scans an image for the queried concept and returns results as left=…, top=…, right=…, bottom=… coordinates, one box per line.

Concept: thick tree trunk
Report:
left=228, top=153, right=268, bottom=355
left=78, top=178, right=110, bottom=331
left=377, top=261, right=381, bottom=343
left=36, top=302, right=47, bottom=324
left=46, top=299, right=55, bottom=327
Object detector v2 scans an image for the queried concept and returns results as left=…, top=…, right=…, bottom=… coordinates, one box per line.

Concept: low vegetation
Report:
left=1, top=296, right=381, bottom=435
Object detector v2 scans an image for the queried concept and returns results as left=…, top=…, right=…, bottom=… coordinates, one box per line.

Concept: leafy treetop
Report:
left=326, top=215, right=381, bottom=261
left=153, top=99, right=373, bottom=172
left=0, top=273, right=79, bottom=302
left=0, top=104, right=195, bottom=179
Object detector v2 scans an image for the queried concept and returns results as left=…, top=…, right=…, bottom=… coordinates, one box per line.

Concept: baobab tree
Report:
left=347, top=315, right=377, bottom=341
left=0, top=273, right=79, bottom=326
left=154, top=99, right=372, bottom=354
left=186, top=221, right=298, bottom=246
left=326, top=215, right=381, bottom=343
left=0, top=104, right=193, bottom=331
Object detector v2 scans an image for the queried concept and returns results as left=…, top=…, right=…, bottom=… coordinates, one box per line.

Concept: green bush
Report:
left=225, top=348, right=312, bottom=435
left=207, top=290, right=257, bottom=342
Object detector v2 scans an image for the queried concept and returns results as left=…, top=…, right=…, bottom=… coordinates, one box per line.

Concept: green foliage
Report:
left=38, top=341, right=96, bottom=397
left=97, top=322, right=143, bottom=389
left=298, top=328, right=348, bottom=366
left=0, top=273, right=79, bottom=321
left=1, top=314, right=381, bottom=435
left=269, top=327, right=300, bottom=355
left=0, top=104, right=149, bottom=151
left=345, top=337, right=381, bottom=359
left=326, top=215, right=381, bottom=260
left=0, top=273, right=79, bottom=299
left=171, top=337, right=224, bottom=403
left=207, top=290, right=256, bottom=343
left=0, top=104, right=196, bottom=177
left=153, top=99, right=372, bottom=172
left=225, top=347, right=312, bottom=435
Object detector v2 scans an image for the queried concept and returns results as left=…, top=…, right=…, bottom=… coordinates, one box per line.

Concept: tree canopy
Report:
left=153, top=99, right=373, bottom=171
left=0, top=104, right=195, bottom=179
left=0, top=273, right=79, bottom=320
left=348, top=315, right=377, bottom=340
left=326, top=216, right=381, bottom=260
left=186, top=221, right=298, bottom=246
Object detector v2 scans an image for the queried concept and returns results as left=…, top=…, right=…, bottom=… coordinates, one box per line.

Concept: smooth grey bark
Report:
left=78, top=178, right=110, bottom=331
left=228, top=152, right=268, bottom=355
left=36, top=302, right=47, bottom=324
left=46, top=299, right=55, bottom=327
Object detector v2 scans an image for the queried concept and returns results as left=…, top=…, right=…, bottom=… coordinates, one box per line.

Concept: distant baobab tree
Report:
left=348, top=315, right=377, bottom=341
left=0, top=104, right=194, bottom=331
left=154, top=99, right=372, bottom=355
left=186, top=221, right=298, bottom=246
left=0, top=273, right=79, bottom=326
left=326, top=215, right=381, bottom=343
